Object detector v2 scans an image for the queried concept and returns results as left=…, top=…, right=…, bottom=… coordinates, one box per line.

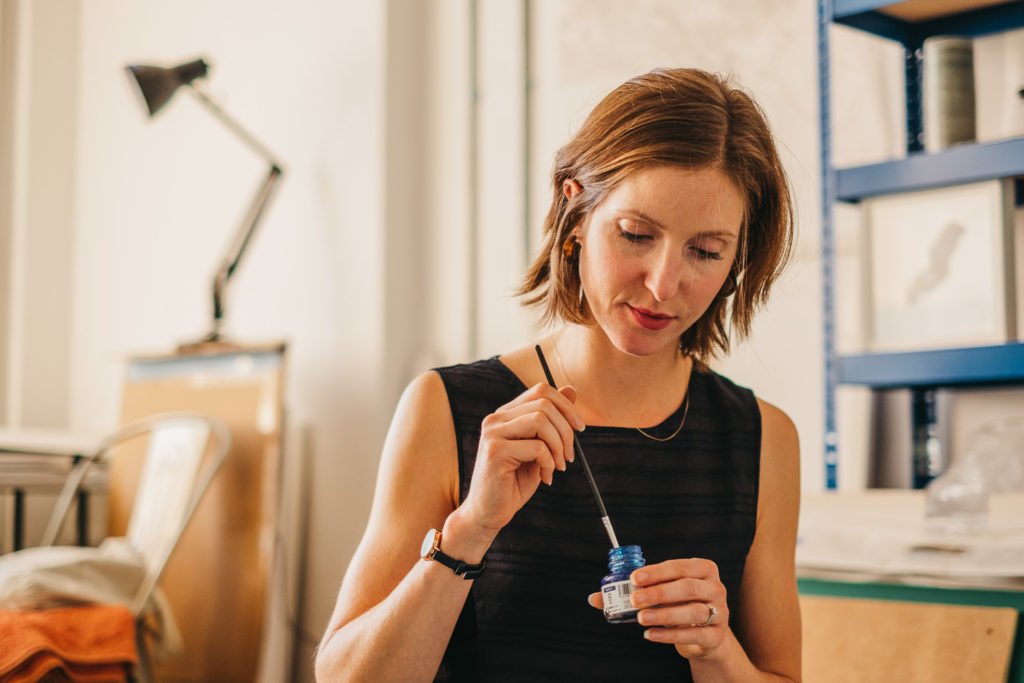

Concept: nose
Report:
left=644, top=248, right=682, bottom=302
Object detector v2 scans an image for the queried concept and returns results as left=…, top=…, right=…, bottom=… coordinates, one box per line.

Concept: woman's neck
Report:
left=550, top=325, right=691, bottom=427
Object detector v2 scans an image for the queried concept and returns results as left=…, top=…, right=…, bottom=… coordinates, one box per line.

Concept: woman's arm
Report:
left=729, top=400, right=802, bottom=677
left=315, top=371, right=582, bottom=682
left=687, top=399, right=802, bottom=682
left=586, top=398, right=802, bottom=682
left=314, top=371, right=478, bottom=682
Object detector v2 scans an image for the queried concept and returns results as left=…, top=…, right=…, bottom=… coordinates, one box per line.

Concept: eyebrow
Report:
left=619, top=210, right=739, bottom=240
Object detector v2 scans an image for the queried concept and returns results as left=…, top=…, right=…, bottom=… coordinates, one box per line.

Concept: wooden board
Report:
left=877, top=0, right=1013, bottom=22
left=802, top=595, right=1018, bottom=683
left=110, top=345, right=285, bottom=683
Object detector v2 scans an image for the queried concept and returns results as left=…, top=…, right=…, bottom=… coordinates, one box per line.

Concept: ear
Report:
left=562, top=179, right=582, bottom=201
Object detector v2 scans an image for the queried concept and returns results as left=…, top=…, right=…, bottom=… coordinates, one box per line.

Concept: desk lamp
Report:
left=126, top=57, right=284, bottom=349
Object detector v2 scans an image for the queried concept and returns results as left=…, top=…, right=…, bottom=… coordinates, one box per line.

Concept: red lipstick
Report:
left=628, top=305, right=674, bottom=331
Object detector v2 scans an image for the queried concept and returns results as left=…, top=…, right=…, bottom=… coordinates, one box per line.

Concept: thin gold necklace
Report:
left=552, top=335, right=690, bottom=443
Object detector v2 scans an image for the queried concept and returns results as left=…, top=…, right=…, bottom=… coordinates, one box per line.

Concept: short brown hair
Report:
left=520, top=68, right=794, bottom=362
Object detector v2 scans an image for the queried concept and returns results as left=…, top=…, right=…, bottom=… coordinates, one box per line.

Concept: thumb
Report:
left=559, top=385, right=579, bottom=403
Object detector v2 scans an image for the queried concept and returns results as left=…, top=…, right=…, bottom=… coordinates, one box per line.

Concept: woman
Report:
left=316, top=68, right=801, bottom=682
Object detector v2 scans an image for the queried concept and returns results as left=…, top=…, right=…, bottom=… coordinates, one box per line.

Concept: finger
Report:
left=550, top=385, right=585, bottom=431
left=631, top=577, right=720, bottom=610
left=492, top=439, right=556, bottom=485
left=587, top=592, right=603, bottom=609
left=496, top=399, right=575, bottom=468
left=495, top=412, right=567, bottom=472
left=631, top=558, right=719, bottom=587
left=637, top=602, right=723, bottom=628
left=499, top=383, right=585, bottom=432
left=643, top=625, right=721, bottom=648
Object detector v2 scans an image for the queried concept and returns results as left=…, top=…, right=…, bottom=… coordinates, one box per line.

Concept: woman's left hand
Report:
left=587, top=558, right=729, bottom=660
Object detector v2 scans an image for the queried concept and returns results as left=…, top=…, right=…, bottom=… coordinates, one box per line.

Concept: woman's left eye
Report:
left=691, top=247, right=724, bottom=261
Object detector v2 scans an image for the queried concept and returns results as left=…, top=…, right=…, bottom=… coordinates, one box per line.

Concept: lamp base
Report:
left=175, top=337, right=287, bottom=357
left=177, top=336, right=249, bottom=356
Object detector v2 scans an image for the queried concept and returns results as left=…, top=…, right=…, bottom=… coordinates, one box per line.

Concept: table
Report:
left=0, top=428, right=105, bottom=550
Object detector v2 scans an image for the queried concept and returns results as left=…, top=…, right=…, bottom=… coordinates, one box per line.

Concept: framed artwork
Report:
left=863, top=179, right=1016, bottom=352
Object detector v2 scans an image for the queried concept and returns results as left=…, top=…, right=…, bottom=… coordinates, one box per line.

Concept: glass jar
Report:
left=600, top=545, right=646, bottom=624
left=926, top=417, right=1024, bottom=533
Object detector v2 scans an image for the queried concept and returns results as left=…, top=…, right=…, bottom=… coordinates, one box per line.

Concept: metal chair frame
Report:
left=40, top=411, right=231, bottom=682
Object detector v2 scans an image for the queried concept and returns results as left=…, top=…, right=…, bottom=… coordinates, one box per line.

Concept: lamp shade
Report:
left=126, top=58, right=209, bottom=117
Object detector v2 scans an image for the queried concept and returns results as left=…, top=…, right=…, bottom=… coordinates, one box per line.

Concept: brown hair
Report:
left=519, top=67, right=794, bottom=362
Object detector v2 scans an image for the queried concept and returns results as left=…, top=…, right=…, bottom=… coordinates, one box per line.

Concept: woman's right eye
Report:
left=618, top=227, right=652, bottom=244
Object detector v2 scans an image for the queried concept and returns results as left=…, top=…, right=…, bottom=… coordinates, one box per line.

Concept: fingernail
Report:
left=643, top=629, right=653, bottom=641
left=632, top=592, right=646, bottom=607
left=575, top=419, right=586, bottom=431
left=633, top=570, right=647, bottom=584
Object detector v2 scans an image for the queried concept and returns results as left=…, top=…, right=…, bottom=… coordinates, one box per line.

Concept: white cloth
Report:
left=0, top=537, right=181, bottom=656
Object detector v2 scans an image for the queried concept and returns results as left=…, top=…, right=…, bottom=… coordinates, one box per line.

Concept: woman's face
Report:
left=575, top=165, right=744, bottom=358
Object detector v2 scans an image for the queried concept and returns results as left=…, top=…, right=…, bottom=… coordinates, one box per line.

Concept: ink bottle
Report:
left=600, top=545, right=646, bottom=624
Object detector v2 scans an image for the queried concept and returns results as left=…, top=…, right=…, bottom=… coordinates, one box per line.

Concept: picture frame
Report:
left=863, top=179, right=1016, bottom=352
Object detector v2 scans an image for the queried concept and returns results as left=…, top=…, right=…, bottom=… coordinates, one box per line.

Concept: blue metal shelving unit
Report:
left=813, top=6, right=1024, bottom=662
left=837, top=137, right=1024, bottom=200
left=834, top=0, right=1024, bottom=42
left=818, top=0, right=1024, bottom=489
left=839, top=344, right=1024, bottom=388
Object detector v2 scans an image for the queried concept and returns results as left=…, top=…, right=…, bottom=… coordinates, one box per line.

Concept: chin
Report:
left=605, top=326, right=682, bottom=358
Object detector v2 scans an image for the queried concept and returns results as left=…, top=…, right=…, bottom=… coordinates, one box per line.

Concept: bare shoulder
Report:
left=756, top=398, right=800, bottom=467
left=754, top=398, right=800, bottom=519
left=380, top=370, right=460, bottom=508
left=399, top=369, right=457, bottom=431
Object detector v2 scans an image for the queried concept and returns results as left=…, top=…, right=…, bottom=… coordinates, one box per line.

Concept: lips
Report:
left=627, top=305, right=675, bottom=331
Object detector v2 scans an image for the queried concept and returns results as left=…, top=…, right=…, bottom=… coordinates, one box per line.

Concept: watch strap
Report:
left=431, top=546, right=486, bottom=579
left=425, top=530, right=486, bottom=580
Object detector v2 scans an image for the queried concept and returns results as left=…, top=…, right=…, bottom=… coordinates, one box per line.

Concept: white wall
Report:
left=0, top=0, right=78, bottom=429
left=68, top=2, right=389, bottom=678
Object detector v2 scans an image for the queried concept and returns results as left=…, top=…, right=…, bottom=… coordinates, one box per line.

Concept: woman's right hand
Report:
left=456, top=382, right=585, bottom=538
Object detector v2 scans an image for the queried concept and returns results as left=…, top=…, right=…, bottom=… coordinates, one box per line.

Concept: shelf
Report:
left=837, top=343, right=1024, bottom=387
left=835, top=137, right=1024, bottom=201
left=834, top=0, right=1024, bottom=43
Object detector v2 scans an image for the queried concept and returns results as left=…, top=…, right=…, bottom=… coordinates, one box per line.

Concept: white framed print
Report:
left=863, top=179, right=1016, bottom=352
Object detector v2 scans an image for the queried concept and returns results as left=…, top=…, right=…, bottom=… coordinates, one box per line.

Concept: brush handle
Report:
left=534, top=345, right=618, bottom=547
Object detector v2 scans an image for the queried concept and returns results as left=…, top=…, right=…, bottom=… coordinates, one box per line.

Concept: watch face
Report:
left=421, top=529, right=438, bottom=559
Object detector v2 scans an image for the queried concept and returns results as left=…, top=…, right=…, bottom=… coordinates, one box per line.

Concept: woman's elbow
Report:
left=314, top=632, right=348, bottom=683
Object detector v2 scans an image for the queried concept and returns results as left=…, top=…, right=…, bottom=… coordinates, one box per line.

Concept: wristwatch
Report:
left=420, top=528, right=486, bottom=580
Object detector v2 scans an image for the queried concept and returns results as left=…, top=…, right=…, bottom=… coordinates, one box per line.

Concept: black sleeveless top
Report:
left=434, top=357, right=761, bottom=682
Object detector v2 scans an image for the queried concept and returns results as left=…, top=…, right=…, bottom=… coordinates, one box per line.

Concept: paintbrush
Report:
left=534, top=344, right=620, bottom=548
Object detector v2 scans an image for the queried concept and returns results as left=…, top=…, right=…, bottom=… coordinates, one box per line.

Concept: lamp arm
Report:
left=203, top=164, right=283, bottom=343
left=187, top=86, right=281, bottom=165
left=181, top=86, right=285, bottom=345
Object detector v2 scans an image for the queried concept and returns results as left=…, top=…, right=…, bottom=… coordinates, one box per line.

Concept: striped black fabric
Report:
left=434, top=357, right=761, bottom=682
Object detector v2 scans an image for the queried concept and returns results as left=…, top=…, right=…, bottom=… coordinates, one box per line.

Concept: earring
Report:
left=563, top=237, right=581, bottom=261
left=721, top=270, right=738, bottom=297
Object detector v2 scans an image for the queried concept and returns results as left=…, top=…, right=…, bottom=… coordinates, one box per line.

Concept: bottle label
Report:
left=602, top=579, right=637, bottom=617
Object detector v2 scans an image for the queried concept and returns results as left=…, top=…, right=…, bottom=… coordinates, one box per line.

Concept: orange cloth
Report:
left=0, top=605, right=137, bottom=683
